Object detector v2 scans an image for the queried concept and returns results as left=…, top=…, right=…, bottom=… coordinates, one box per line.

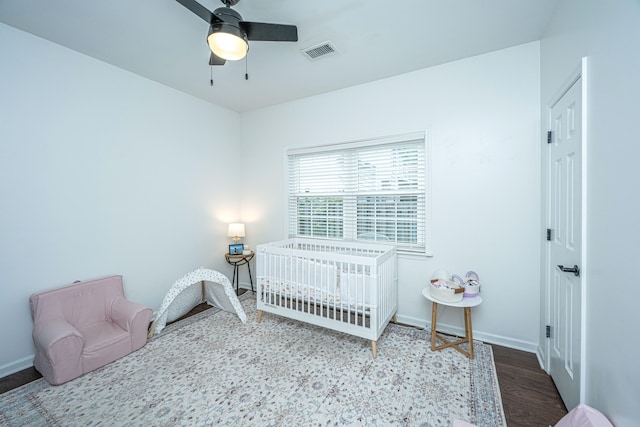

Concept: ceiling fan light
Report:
left=207, top=25, right=248, bottom=61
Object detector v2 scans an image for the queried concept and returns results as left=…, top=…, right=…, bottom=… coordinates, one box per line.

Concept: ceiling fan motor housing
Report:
left=214, top=7, right=243, bottom=26
left=211, top=7, right=247, bottom=37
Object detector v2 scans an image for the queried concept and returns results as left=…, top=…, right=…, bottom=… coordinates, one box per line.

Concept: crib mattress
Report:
left=259, top=278, right=373, bottom=310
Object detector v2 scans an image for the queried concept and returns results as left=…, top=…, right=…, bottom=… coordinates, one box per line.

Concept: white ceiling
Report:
left=0, top=0, right=558, bottom=112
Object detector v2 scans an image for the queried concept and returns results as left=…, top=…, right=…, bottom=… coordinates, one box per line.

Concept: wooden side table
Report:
left=225, top=251, right=254, bottom=295
left=421, top=287, right=483, bottom=359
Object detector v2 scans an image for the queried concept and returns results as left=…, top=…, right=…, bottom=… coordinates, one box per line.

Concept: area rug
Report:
left=0, top=294, right=505, bottom=426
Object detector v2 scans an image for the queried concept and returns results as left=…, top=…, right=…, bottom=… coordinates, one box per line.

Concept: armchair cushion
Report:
left=30, top=275, right=152, bottom=385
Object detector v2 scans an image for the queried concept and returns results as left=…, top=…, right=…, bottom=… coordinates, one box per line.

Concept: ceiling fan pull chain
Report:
left=245, top=54, right=249, bottom=80
left=210, top=66, right=214, bottom=86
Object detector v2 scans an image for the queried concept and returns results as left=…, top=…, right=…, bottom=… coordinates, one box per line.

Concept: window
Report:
left=286, top=132, right=429, bottom=254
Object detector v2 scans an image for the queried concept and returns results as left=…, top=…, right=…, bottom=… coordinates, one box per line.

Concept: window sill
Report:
left=398, top=250, right=433, bottom=259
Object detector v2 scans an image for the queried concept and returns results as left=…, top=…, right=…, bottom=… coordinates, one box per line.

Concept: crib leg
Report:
left=371, top=341, right=377, bottom=359
left=257, top=310, right=263, bottom=323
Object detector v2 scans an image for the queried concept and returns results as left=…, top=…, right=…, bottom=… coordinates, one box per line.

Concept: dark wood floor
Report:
left=492, top=344, right=567, bottom=426
left=1, top=302, right=567, bottom=426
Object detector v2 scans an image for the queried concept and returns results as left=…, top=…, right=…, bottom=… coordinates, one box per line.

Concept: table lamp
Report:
left=227, top=223, right=246, bottom=242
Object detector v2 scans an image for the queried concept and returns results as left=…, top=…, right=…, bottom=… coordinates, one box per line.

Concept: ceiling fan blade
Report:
left=175, top=0, right=215, bottom=24
left=209, top=53, right=227, bottom=66
left=241, top=22, right=298, bottom=42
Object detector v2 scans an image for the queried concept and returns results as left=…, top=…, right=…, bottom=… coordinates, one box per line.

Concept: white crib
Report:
left=256, top=238, right=398, bottom=358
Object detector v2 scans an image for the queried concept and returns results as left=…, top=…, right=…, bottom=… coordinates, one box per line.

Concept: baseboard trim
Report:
left=536, top=348, right=548, bottom=371
left=238, top=282, right=255, bottom=292
left=0, top=355, right=34, bottom=379
left=396, top=313, right=427, bottom=329
left=395, top=314, right=538, bottom=353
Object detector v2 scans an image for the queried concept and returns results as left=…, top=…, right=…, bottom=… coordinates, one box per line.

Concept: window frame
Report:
left=284, top=131, right=431, bottom=255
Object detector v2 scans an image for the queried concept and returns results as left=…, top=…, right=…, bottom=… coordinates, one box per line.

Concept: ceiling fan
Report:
left=176, top=0, right=298, bottom=66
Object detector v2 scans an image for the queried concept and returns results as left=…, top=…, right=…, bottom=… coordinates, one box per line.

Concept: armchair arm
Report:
left=33, top=318, right=84, bottom=354
left=110, top=297, right=149, bottom=331
left=32, top=319, right=84, bottom=385
left=110, top=297, right=152, bottom=350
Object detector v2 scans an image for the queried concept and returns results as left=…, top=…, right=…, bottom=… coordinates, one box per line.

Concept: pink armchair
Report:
left=29, top=275, right=152, bottom=385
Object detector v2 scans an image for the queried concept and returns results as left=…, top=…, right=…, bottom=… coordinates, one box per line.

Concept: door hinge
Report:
left=547, top=131, right=552, bottom=144
left=546, top=325, right=551, bottom=338
left=546, top=228, right=552, bottom=241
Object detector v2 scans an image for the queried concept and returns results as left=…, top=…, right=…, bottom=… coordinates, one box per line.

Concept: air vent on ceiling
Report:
left=301, top=41, right=338, bottom=61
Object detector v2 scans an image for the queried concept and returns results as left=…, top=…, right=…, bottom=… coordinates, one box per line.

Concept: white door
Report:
left=547, top=77, right=583, bottom=410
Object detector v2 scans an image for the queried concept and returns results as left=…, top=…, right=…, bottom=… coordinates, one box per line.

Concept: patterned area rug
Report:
left=0, top=294, right=505, bottom=426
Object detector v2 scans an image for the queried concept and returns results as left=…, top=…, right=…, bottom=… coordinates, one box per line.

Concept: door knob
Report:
left=557, top=264, right=580, bottom=277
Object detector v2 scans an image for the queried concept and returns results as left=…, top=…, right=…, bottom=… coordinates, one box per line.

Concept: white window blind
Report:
left=286, top=132, right=428, bottom=253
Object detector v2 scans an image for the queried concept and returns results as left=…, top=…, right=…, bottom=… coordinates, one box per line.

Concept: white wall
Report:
left=240, top=42, right=541, bottom=351
left=0, top=24, right=242, bottom=376
left=540, top=1, right=640, bottom=424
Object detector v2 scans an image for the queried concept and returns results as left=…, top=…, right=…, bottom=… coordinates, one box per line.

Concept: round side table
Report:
left=225, top=251, right=254, bottom=295
left=421, top=287, right=482, bottom=359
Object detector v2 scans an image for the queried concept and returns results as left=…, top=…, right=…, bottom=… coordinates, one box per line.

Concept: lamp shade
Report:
left=227, top=223, right=246, bottom=240
left=207, top=23, right=248, bottom=61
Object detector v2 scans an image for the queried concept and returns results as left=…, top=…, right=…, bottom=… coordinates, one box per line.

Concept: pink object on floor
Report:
left=555, top=403, right=614, bottom=427
left=30, top=275, right=152, bottom=385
